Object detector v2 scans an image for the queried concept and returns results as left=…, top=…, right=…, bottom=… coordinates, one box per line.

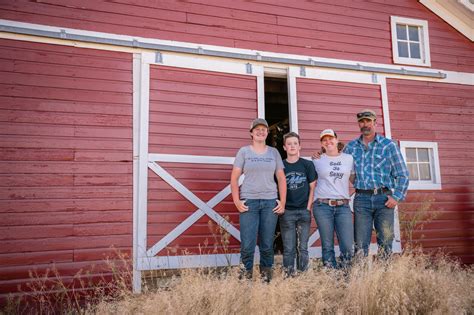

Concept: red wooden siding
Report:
left=147, top=66, right=257, bottom=254
left=388, top=78, right=474, bottom=263
left=296, top=78, right=384, bottom=157
left=0, top=0, right=472, bottom=72
left=0, top=39, right=133, bottom=297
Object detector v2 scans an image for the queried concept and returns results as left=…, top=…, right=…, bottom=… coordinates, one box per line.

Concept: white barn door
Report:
left=132, top=52, right=264, bottom=291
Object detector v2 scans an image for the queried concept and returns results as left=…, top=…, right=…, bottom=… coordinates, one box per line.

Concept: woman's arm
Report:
left=231, top=167, right=248, bottom=212
left=349, top=174, right=355, bottom=184
left=273, top=169, right=287, bottom=214
left=307, top=180, right=316, bottom=211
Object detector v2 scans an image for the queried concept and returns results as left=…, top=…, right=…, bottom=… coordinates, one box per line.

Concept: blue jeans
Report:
left=353, top=193, right=394, bottom=257
left=313, top=201, right=354, bottom=268
left=239, top=199, right=278, bottom=271
left=280, top=209, right=311, bottom=274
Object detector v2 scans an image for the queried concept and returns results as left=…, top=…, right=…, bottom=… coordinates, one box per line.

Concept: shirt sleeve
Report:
left=306, top=160, right=317, bottom=182
left=312, top=160, right=318, bottom=180
left=233, top=147, right=245, bottom=169
left=274, top=148, right=284, bottom=172
left=389, top=142, right=410, bottom=201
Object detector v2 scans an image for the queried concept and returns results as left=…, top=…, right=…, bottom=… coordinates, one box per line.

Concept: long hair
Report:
left=321, top=142, right=345, bottom=153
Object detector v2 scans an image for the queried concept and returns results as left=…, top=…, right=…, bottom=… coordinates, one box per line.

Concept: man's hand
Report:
left=385, top=195, right=398, bottom=208
left=273, top=199, right=285, bottom=214
left=234, top=199, right=249, bottom=213
left=311, top=151, right=322, bottom=160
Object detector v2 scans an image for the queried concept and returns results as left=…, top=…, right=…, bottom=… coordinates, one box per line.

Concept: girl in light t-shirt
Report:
left=312, top=129, right=354, bottom=268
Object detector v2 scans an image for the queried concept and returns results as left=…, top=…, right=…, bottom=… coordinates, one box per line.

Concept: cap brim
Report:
left=357, top=116, right=376, bottom=121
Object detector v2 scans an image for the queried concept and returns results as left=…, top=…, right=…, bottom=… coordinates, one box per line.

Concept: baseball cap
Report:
left=250, top=118, right=269, bottom=131
left=320, top=128, right=337, bottom=140
left=356, top=109, right=377, bottom=121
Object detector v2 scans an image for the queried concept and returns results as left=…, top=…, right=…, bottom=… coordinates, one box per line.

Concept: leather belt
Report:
left=355, top=187, right=391, bottom=195
left=317, top=199, right=349, bottom=206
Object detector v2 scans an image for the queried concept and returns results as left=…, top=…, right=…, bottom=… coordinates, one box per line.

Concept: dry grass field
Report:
left=5, top=249, right=472, bottom=314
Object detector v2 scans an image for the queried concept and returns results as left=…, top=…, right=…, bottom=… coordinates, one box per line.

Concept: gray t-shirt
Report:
left=233, top=145, right=284, bottom=199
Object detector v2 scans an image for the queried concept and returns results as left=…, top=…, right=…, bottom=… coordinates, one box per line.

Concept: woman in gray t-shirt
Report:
left=230, top=118, right=287, bottom=281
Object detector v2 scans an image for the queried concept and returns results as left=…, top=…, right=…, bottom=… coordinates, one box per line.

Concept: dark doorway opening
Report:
left=264, top=76, right=289, bottom=255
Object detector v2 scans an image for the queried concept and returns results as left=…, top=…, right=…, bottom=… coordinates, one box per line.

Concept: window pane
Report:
left=398, top=41, right=409, bottom=58
left=410, top=43, right=421, bottom=59
left=407, top=163, right=419, bottom=180
left=419, top=163, right=432, bottom=180
left=397, top=24, right=407, bottom=40
left=406, top=148, right=417, bottom=162
left=408, top=25, right=419, bottom=41
left=417, top=148, right=430, bottom=162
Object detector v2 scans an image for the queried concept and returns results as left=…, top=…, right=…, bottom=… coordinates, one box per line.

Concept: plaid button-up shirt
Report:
left=344, top=134, right=409, bottom=201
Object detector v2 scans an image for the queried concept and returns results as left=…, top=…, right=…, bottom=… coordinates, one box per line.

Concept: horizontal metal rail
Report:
left=0, top=23, right=447, bottom=79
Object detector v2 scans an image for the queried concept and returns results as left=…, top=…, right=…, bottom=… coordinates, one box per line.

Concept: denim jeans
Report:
left=353, top=193, right=394, bottom=257
left=239, top=198, right=279, bottom=271
left=313, top=201, right=354, bottom=268
left=280, top=209, right=311, bottom=274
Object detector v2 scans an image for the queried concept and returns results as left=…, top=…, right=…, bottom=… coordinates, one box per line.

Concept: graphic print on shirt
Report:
left=285, top=171, right=307, bottom=190
left=329, top=161, right=344, bottom=184
left=246, top=157, right=274, bottom=163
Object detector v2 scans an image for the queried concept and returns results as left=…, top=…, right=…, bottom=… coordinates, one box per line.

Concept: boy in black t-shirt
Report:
left=281, top=132, right=317, bottom=276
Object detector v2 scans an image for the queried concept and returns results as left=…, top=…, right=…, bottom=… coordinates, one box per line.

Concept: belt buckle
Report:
left=373, top=188, right=378, bottom=195
left=329, top=200, right=337, bottom=207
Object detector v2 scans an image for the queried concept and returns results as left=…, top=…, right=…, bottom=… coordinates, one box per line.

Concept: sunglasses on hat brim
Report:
left=357, top=112, right=376, bottom=119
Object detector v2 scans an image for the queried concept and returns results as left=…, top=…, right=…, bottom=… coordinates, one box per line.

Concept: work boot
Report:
left=259, top=266, right=273, bottom=283
left=238, top=268, right=253, bottom=280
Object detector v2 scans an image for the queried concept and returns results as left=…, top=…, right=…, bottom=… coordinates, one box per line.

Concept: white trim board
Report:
left=420, top=0, right=474, bottom=41
left=1, top=19, right=473, bottom=85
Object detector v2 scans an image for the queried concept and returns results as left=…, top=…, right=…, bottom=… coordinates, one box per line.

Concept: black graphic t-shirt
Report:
left=283, top=158, right=317, bottom=210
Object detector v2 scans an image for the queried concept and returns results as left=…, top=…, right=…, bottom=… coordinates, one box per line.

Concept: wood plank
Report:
left=0, top=148, right=74, bottom=161
left=0, top=161, right=132, bottom=174
left=73, top=223, right=132, bottom=237
left=0, top=59, right=132, bottom=82
left=0, top=108, right=131, bottom=127
left=0, top=235, right=131, bottom=255
left=0, top=225, right=73, bottom=240
left=0, top=84, right=132, bottom=104
left=0, top=199, right=132, bottom=213
left=0, top=96, right=132, bottom=116
left=0, top=251, right=73, bottom=267
left=0, top=186, right=132, bottom=200
left=0, top=42, right=132, bottom=70
left=150, top=67, right=256, bottom=89
left=0, top=71, right=132, bottom=93
left=150, top=92, right=256, bottom=109
left=0, top=174, right=74, bottom=187
left=73, top=247, right=131, bottom=262
left=150, top=81, right=256, bottom=99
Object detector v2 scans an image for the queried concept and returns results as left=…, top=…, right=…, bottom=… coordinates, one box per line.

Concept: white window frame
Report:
left=391, top=16, right=431, bottom=67
left=400, top=141, right=441, bottom=190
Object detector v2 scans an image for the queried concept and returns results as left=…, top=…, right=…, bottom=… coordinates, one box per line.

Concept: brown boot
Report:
left=238, top=268, right=253, bottom=280
left=259, top=266, right=273, bottom=283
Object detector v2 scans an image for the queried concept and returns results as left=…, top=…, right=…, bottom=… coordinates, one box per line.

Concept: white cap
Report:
left=320, top=129, right=337, bottom=140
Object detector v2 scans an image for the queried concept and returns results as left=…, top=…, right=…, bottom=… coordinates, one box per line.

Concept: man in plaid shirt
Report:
left=344, top=109, right=409, bottom=257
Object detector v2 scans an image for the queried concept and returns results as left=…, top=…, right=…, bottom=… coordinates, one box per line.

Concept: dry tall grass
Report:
left=92, top=251, right=473, bottom=315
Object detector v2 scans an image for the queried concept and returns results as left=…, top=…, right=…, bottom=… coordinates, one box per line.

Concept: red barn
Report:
left=0, top=0, right=472, bottom=296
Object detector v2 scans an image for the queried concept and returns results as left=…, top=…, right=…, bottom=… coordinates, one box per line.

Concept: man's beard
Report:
left=360, top=126, right=372, bottom=135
